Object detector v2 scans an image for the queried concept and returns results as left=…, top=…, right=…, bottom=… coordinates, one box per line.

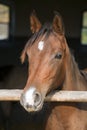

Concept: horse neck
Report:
left=63, top=46, right=87, bottom=91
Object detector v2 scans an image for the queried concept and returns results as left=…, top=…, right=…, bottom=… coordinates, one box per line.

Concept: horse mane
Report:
left=28, top=23, right=53, bottom=45
left=64, top=45, right=87, bottom=90
left=21, top=23, right=54, bottom=63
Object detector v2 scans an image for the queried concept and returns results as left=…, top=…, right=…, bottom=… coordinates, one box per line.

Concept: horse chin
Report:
left=23, top=101, right=44, bottom=113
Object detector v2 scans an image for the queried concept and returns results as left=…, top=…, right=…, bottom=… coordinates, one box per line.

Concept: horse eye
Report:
left=55, top=53, right=62, bottom=59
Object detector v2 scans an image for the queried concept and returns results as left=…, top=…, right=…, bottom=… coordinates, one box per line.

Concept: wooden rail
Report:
left=0, top=89, right=87, bottom=102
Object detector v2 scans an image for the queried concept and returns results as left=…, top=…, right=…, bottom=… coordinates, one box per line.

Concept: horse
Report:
left=20, top=11, right=87, bottom=130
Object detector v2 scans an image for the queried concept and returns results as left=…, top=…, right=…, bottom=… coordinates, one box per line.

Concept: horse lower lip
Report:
left=24, top=102, right=43, bottom=112
left=27, top=108, right=35, bottom=112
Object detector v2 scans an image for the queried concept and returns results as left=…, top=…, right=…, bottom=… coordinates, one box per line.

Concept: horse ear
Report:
left=30, top=11, right=42, bottom=33
left=52, top=12, right=64, bottom=35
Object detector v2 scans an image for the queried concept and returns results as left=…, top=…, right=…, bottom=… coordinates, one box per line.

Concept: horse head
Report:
left=20, top=11, right=67, bottom=112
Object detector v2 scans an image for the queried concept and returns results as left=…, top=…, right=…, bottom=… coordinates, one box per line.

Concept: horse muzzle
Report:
left=20, top=87, right=43, bottom=112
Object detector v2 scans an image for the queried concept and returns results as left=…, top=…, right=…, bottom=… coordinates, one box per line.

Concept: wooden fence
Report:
left=0, top=89, right=87, bottom=102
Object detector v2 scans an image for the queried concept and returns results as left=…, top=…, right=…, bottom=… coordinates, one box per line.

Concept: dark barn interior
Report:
left=0, top=0, right=87, bottom=130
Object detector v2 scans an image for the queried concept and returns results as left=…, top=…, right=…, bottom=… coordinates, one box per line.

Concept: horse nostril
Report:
left=34, top=92, right=42, bottom=106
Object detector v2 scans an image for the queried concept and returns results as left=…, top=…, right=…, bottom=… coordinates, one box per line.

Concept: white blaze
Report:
left=24, top=87, right=36, bottom=105
left=38, top=41, right=44, bottom=51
